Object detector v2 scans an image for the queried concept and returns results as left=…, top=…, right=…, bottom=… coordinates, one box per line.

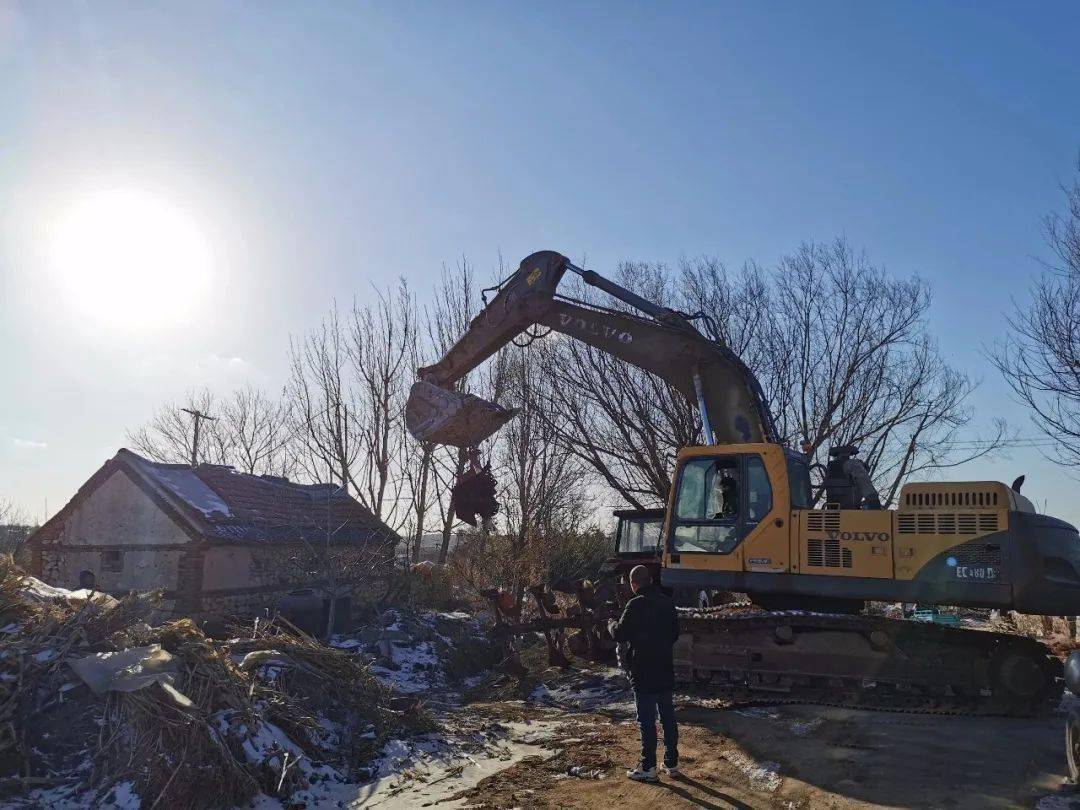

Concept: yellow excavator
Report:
left=407, top=249, right=1080, bottom=715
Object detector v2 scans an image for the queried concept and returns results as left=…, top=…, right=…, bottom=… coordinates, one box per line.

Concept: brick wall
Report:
left=174, top=545, right=206, bottom=615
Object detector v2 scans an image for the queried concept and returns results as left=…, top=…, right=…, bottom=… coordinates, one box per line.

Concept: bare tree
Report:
left=538, top=240, right=1001, bottom=506
left=537, top=264, right=698, bottom=508
left=993, top=166, right=1080, bottom=468
left=287, top=283, right=416, bottom=531
left=127, top=387, right=298, bottom=476
left=497, top=346, right=591, bottom=605
left=346, top=281, right=414, bottom=526
left=0, top=498, right=32, bottom=560
left=401, top=288, right=437, bottom=563
left=289, top=306, right=362, bottom=491
left=422, top=261, right=497, bottom=564
left=759, top=240, right=1004, bottom=504
left=219, top=387, right=297, bottom=476
left=268, top=483, right=398, bottom=640
left=128, top=388, right=228, bottom=465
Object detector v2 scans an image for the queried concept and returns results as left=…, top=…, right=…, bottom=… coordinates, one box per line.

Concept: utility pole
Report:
left=181, top=408, right=217, bottom=468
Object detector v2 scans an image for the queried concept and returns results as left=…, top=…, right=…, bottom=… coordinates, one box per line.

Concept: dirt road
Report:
left=446, top=693, right=1074, bottom=809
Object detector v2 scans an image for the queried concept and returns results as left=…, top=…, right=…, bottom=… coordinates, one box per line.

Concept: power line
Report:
left=947, top=438, right=1057, bottom=448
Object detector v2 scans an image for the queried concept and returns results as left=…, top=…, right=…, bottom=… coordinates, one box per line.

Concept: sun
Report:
left=49, top=189, right=212, bottom=329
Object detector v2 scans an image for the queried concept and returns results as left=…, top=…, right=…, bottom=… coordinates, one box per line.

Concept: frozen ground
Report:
left=12, top=609, right=1080, bottom=810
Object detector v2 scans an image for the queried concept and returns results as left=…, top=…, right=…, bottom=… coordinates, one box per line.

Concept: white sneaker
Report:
left=626, top=766, right=658, bottom=782
left=661, top=764, right=680, bottom=776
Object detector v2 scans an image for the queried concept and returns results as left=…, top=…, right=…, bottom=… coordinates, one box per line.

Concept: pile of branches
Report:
left=94, top=618, right=266, bottom=808
left=0, top=557, right=434, bottom=808
left=0, top=556, right=158, bottom=787
left=231, top=617, right=436, bottom=777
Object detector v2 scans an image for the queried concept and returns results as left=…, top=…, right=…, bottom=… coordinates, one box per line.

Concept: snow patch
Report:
left=143, top=465, right=231, bottom=517
left=789, top=717, right=823, bottom=737
left=528, top=668, right=632, bottom=712
left=26, top=779, right=141, bottom=810
left=1036, top=795, right=1080, bottom=810
left=723, top=750, right=783, bottom=792
left=333, top=609, right=490, bottom=702
left=352, top=720, right=560, bottom=808
left=22, top=577, right=76, bottom=601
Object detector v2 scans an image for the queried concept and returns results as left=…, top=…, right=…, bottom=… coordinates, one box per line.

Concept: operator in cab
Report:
left=717, top=467, right=738, bottom=518
left=609, top=565, right=681, bottom=783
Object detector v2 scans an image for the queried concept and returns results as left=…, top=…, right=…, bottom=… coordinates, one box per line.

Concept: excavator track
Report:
left=675, top=609, right=1062, bottom=717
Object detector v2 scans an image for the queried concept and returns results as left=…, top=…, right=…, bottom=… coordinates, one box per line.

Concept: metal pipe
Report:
left=692, top=366, right=716, bottom=445
left=564, top=261, right=671, bottom=321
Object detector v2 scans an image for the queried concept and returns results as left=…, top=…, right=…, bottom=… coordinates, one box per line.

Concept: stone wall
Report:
left=202, top=544, right=387, bottom=591
left=199, top=543, right=389, bottom=619
left=37, top=469, right=190, bottom=593
left=40, top=547, right=186, bottom=594
left=200, top=589, right=284, bottom=616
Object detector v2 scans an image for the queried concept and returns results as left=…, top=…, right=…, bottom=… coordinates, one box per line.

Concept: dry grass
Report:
left=0, top=555, right=159, bottom=782
left=231, top=617, right=435, bottom=776
left=0, top=558, right=436, bottom=808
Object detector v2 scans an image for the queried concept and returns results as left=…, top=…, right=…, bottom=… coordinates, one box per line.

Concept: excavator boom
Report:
left=407, top=250, right=779, bottom=448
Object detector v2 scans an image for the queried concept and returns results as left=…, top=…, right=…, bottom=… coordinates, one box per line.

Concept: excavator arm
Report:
left=407, top=250, right=779, bottom=448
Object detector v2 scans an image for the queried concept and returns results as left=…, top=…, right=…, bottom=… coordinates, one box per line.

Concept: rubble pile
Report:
left=0, top=557, right=436, bottom=809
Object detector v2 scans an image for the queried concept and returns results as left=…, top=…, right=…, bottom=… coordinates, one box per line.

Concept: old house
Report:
left=28, top=449, right=399, bottom=618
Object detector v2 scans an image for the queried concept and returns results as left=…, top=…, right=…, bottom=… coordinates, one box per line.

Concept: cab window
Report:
left=670, top=454, right=774, bottom=554
left=745, top=456, right=773, bottom=524
left=671, top=457, right=740, bottom=554
left=787, top=456, right=812, bottom=509
left=617, top=518, right=663, bottom=553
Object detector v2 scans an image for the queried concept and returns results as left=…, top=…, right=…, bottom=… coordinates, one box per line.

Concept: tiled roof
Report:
left=118, top=449, right=398, bottom=545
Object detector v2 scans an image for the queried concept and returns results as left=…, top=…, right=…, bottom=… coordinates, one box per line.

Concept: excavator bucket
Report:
left=405, top=380, right=517, bottom=447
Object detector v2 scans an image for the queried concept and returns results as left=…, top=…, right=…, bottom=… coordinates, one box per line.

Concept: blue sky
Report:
left=1, top=2, right=1078, bottom=523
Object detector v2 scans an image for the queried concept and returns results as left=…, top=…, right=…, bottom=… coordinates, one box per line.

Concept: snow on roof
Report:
left=114, top=449, right=398, bottom=546
left=143, top=464, right=232, bottom=518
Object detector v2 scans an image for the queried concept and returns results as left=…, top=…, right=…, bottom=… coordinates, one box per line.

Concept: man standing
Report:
left=610, top=564, right=680, bottom=782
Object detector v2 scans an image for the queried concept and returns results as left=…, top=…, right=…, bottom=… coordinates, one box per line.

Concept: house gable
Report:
left=50, top=468, right=194, bottom=548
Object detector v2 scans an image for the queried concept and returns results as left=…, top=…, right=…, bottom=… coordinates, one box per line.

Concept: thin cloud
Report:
left=12, top=438, right=47, bottom=449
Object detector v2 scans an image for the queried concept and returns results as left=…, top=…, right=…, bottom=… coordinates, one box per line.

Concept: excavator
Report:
left=407, top=249, right=1080, bottom=715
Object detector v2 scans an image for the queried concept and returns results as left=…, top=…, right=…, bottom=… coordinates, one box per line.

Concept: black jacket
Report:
left=612, top=584, right=680, bottom=692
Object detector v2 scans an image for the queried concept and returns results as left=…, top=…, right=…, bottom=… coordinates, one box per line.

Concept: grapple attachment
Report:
left=405, top=380, right=517, bottom=448
left=451, top=464, right=499, bottom=526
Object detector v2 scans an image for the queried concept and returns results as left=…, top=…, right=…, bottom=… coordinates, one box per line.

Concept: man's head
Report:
left=629, top=564, right=652, bottom=593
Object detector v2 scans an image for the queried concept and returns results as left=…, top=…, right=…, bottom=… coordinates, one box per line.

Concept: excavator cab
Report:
left=614, top=508, right=665, bottom=557
left=598, top=508, right=667, bottom=604
left=669, top=450, right=794, bottom=555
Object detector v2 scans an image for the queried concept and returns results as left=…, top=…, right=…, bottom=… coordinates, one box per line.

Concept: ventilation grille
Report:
left=953, top=543, right=1003, bottom=567
left=807, top=538, right=853, bottom=568
left=897, top=512, right=1000, bottom=536
left=904, top=490, right=1000, bottom=508
left=806, top=511, right=841, bottom=533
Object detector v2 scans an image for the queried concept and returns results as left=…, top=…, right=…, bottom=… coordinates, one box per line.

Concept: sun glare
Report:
left=49, top=189, right=212, bottom=329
